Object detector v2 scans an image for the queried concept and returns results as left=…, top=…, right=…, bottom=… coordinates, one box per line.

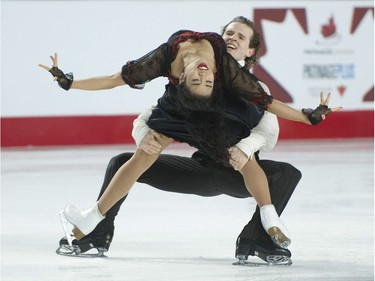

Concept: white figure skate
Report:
left=260, top=204, right=291, bottom=249
left=60, top=202, right=105, bottom=243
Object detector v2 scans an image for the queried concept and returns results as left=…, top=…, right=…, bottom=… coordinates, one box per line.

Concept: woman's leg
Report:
left=239, top=158, right=291, bottom=248
left=64, top=135, right=173, bottom=238
left=98, top=148, right=163, bottom=215
left=239, top=157, right=271, bottom=207
left=98, top=135, right=173, bottom=214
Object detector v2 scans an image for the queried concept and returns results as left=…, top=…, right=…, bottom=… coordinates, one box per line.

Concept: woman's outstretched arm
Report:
left=70, top=72, right=125, bottom=90
left=267, top=92, right=343, bottom=125
left=38, top=53, right=126, bottom=91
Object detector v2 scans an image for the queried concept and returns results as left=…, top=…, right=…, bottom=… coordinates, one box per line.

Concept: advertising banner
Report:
left=252, top=6, right=373, bottom=110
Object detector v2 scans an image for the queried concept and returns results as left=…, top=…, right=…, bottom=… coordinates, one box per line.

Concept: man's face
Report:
left=222, top=22, right=255, bottom=61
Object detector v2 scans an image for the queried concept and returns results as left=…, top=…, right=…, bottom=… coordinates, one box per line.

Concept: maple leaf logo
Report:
left=316, top=15, right=341, bottom=46
left=321, top=16, right=336, bottom=37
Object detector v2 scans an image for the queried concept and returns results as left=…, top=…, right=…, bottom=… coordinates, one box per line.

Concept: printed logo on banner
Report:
left=316, top=16, right=341, bottom=45
left=305, top=15, right=353, bottom=98
left=253, top=7, right=374, bottom=110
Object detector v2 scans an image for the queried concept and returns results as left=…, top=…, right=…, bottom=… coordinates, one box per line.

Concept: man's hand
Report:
left=139, top=130, right=164, bottom=155
left=228, top=146, right=249, bottom=171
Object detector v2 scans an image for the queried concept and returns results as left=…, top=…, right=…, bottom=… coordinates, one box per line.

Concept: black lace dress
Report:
left=121, top=30, right=273, bottom=153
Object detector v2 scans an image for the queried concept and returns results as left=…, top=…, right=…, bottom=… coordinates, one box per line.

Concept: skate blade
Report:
left=59, top=211, right=75, bottom=246
left=56, top=245, right=108, bottom=258
left=233, top=255, right=292, bottom=267
left=268, top=227, right=291, bottom=249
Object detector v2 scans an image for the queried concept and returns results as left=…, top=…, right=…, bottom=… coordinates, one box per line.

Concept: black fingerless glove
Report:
left=302, top=105, right=332, bottom=125
left=49, top=67, right=73, bottom=91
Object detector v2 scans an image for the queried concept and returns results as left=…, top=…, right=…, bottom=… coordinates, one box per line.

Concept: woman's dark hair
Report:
left=176, top=80, right=221, bottom=111
left=221, top=16, right=262, bottom=70
left=175, top=81, right=235, bottom=163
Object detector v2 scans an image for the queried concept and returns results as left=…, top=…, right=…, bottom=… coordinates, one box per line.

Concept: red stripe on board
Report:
left=278, top=110, right=374, bottom=139
left=1, top=111, right=373, bottom=147
left=1, top=115, right=138, bottom=147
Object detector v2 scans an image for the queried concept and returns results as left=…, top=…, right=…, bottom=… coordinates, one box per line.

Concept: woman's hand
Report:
left=38, top=52, right=58, bottom=72
left=38, top=53, right=73, bottom=90
left=302, top=92, right=343, bottom=125
left=228, top=146, right=248, bottom=171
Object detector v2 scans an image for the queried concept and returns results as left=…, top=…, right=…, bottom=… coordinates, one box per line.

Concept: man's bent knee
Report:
left=108, top=153, right=133, bottom=171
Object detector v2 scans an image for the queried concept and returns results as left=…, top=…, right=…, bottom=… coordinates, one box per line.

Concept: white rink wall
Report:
left=2, top=0, right=373, bottom=117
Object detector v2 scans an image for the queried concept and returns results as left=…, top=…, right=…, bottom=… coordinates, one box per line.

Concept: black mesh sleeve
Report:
left=221, top=54, right=273, bottom=110
left=121, top=43, right=170, bottom=89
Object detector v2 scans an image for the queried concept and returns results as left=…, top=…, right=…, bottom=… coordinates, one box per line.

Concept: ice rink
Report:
left=1, top=139, right=374, bottom=281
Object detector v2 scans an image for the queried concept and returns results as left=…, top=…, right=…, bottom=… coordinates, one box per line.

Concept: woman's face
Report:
left=180, top=59, right=214, bottom=97
left=222, top=22, right=255, bottom=61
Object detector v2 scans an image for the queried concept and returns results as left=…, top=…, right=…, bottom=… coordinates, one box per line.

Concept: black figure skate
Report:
left=233, top=237, right=292, bottom=266
left=56, top=233, right=112, bottom=258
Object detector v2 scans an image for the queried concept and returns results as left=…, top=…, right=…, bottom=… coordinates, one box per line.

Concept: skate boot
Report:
left=56, top=231, right=113, bottom=258
left=260, top=204, right=291, bottom=249
left=61, top=202, right=105, bottom=240
left=233, top=237, right=292, bottom=266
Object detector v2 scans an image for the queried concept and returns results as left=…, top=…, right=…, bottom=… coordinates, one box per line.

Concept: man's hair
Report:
left=221, top=16, right=262, bottom=70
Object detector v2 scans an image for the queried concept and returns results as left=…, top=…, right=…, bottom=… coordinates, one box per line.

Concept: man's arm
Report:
left=132, top=106, right=154, bottom=147
left=235, top=81, right=279, bottom=159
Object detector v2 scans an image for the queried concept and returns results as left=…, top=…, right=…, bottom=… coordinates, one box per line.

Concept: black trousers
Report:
left=92, top=150, right=302, bottom=243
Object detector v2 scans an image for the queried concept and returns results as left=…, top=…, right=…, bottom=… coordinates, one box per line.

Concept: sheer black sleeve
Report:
left=221, top=53, right=273, bottom=110
left=121, top=43, right=170, bottom=89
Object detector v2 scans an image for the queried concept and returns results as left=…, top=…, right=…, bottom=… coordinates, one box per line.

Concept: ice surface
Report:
left=1, top=139, right=374, bottom=281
